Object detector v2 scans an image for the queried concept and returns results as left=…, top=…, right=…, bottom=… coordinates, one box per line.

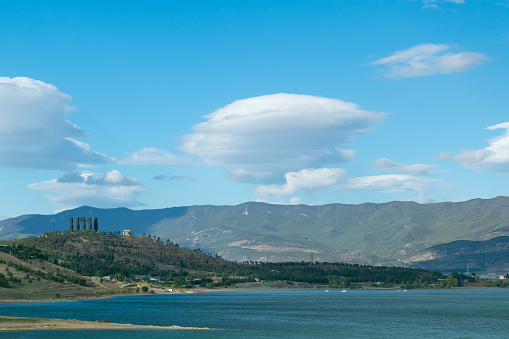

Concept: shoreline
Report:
left=0, top=316, right=212, bottom=332
left=0, top=284, right=494, bottom=304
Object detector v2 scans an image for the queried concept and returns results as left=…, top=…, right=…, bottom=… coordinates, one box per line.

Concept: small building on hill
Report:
left=122, top=229, right=132, bottom=236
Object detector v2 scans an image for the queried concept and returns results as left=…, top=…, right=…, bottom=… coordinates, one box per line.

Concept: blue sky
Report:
left=1, top=0, right=509, bottom=218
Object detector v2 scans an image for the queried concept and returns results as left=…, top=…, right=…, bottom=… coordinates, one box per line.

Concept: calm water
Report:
left=1, top=289, right=508, bottom=338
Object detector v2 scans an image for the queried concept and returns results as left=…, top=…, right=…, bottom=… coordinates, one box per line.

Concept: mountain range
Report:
left=1, top=196, right=509, bottom=273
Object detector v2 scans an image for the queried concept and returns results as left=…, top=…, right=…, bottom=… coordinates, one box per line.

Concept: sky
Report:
left=1, top=0, right=509, bottom=218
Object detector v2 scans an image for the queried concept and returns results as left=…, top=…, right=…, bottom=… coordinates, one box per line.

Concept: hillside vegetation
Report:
left=411, top=236, right=509, bottom=274
left=1, top=197, right=509, bottom=267
left=0, top=231, right=451, bottom=299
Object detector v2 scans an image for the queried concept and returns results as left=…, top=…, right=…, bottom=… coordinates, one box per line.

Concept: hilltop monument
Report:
left=69, top=217, right=98, bottom=231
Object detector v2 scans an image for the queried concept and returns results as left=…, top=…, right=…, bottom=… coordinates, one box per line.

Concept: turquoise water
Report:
left=1, top=289, right=508, bottom=338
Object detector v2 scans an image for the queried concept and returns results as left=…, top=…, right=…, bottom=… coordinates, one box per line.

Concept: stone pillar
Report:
left=85, top=217, right=91, bottom=230
left=69, top=217, right=74, bottom=231
left=93, top=217, right=98, bottom=231
left=75, top=217, right=80, bottom=231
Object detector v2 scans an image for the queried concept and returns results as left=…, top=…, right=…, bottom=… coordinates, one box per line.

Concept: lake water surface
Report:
left=1, top=289, right=508, bottom=338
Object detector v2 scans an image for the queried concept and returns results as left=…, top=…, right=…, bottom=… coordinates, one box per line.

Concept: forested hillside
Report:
left=1, top=197, right=509, bottom=268
left=1, top=231, right=447, bottom=290
left=411, top=236, right=509, bottom=274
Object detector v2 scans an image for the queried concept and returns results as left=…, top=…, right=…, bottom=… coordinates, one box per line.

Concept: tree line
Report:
left=0, top=230, right=451, bottom=288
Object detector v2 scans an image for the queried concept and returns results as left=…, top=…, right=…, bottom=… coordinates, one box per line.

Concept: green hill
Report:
left=0, top=231, right=449, bottom=301
left=2, top=197, right=509, bottom=267
left=410, top=236, right=509, bottom=274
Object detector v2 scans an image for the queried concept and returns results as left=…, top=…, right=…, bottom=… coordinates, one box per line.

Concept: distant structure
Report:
left=122, top=229, right=132, bottom=236
left=69, top=217, right=98, bottom=231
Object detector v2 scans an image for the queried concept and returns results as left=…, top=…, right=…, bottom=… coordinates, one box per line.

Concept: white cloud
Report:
left=225, top=169, right=273, bottom=183
left=372, top=44, right=487, bottom=78
left=422, top=0, right=465, bottom=9
left=343, top=174, right=440, bottom=203
left=120, top=147, right=190, bottom=165
left=181, top=93, right=384, bottom=180
left=153, top=174, right=198, bottom=181
left=372, top=158, right=436, bottom=176
left=28, top=170, right=145, bottom=210
left=423, top=2, right=439, bottom=9
left=0, top=77, right=113, bottom=170
left=256, top=168, right=346, bottom=197
left=257, top=169, right=441, bottom=204
left=437, top=152, right=452, bottom=160
left=289, top=197, right=302, bottom=205
left=411, top=187, right=436, bottom=204
left=343, top=174, right=438, bottom=193
left=454, top=122, right=509, bottom=173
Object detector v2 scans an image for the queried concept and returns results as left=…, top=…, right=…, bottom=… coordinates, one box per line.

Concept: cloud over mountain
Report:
left=372, top=158, right=437, bottom=176
left=256, top=167, right=346, bottom=197
left=181, top=93, right=385, bottom=181
left=28, top=170, right=145, bottom=210
left=455, top=122, right=509, bottom=173
left=343, top=174, right=440, bottom=203
left=0, top=77, right=113, bottom=170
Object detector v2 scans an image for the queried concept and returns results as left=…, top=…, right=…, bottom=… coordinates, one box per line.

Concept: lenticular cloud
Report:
left=372, top=43, right=487, bottom=78
left=181, top=93, right=385, bottom=180
left=0, top=77, right=112, bottom=170
left=29, top=170, right=145, bottom=210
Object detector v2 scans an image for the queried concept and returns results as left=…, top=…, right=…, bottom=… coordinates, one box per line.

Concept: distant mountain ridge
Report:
left=1, top=197, right=509, bottom=271
left=410, top=236, right=509, bottom=274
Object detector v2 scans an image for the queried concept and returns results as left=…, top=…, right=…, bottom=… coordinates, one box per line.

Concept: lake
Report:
left=1, top=289, right=508, bottom=338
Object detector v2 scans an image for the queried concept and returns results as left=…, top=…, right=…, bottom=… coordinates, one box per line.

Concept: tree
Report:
left=142, top=285, right=149, bottom=293
left=0, top=273, right=9, bottom=287
left=446, top=274, right=459, bottom=287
